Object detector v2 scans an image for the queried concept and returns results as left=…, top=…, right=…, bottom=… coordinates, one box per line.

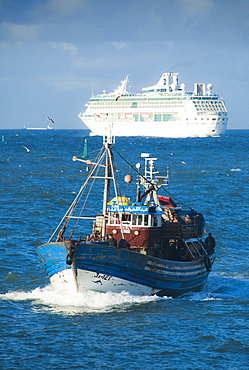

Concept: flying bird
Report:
left=44, top=116, right=55, bottom=124
left=22, top=145, right=30, bottom=152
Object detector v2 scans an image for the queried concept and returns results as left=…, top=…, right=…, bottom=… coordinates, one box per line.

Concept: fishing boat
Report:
left=78, top=72, right=228, bottom=138
left=37, top=134, right=217, bottom=297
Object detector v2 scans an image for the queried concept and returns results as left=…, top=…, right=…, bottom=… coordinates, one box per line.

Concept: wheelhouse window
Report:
left=122, top=214, right=131, bottom=222
left=152, top=215, right=158, bottom=226
left=131, top=214, right=161, bottom=227
left=108, top=213, right=161, bottom=227
left=139, top=215, right=144, bottom=225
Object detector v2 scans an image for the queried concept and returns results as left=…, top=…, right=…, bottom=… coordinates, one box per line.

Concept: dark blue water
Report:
left=0, top=129, right=248, bottom=370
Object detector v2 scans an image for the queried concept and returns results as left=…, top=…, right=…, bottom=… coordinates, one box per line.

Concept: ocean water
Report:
left=0, top=129, right=248, bottom=370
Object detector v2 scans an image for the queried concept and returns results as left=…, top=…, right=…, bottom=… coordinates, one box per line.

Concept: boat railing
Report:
left=186, top=241, right=201, bottom=258
left=184, top=240, right=207, bottom=259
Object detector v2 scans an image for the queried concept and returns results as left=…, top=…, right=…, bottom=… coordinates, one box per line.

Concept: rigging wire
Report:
left=49, top=146, right=106, bottom=242
left=50, top=141, right=196, bottom=243
left=112, top=147, right=193, bottom=210
left=107, top=147, right=125, bottom=239
left=69, top=155, right=103, bottom=239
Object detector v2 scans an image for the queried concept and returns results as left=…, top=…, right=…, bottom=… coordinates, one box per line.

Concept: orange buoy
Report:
left=124, top=174, right=133, bottom=184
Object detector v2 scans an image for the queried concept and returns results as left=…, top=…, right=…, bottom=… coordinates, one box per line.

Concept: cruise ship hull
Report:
left=79, top=116, right=227, bottom=138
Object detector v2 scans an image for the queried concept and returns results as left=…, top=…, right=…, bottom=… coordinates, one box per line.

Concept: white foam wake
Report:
left=0, top=285, right=160, bottom=314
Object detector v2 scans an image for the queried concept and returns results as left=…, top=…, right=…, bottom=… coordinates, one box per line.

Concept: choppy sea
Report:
left=0, top=129, right=248, bottom=370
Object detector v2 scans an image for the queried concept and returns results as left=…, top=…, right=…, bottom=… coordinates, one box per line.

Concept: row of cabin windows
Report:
left=108, top=213, right=161, bottom=227
left=134, top=114, right=177, bottom=122
left=193, top=100, right=227, bottom=112
left=89, top=101, right=184, bottom=109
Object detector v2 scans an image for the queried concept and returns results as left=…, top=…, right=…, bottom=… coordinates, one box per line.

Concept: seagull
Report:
left=22, top=145, right=30, bottom=152
left=181, top=161, right=187, bottom=165
left=44, top=115, right=55, bottom=124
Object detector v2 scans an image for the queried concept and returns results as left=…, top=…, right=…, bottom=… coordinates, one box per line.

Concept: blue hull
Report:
left=37, top=241, right=216, bottom=297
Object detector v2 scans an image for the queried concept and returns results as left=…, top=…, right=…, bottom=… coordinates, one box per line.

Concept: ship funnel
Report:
left=194, top=83, right=206, bottom=96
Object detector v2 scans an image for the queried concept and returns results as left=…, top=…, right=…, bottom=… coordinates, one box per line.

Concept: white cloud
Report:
left=1, top=23, right=42, bottom=41
left=45, top=0, right=87, bottom=16
left=177, top=0, right=214, bottom=18
left=48, top=42, right=78, bottom=53
left=111, top=42, right=129, bottom=50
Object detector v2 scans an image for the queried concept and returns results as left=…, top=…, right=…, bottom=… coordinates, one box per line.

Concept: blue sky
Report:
left=0, top=0, right=248, bottom=129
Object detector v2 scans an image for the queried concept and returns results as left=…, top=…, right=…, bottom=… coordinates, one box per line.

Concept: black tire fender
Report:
left=204, top=255, right=212, bottom=271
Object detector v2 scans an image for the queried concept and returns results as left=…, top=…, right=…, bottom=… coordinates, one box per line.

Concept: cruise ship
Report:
left=78, top=72, right=228, bottom=138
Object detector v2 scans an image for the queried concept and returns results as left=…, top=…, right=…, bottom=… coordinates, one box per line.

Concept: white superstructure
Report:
left=78, top=72, right=228, bottom=138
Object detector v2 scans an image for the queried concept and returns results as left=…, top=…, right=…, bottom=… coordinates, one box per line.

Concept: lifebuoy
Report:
left=204, top=255, right=212, bottom=271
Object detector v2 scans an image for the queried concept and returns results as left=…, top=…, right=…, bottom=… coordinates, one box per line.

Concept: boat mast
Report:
left=102, top=131, right=115, bottom=236
left=139, top=154, right=169, bottom=206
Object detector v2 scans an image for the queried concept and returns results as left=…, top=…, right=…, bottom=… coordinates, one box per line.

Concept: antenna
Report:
left=103, top=123, right=115, bottom=145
